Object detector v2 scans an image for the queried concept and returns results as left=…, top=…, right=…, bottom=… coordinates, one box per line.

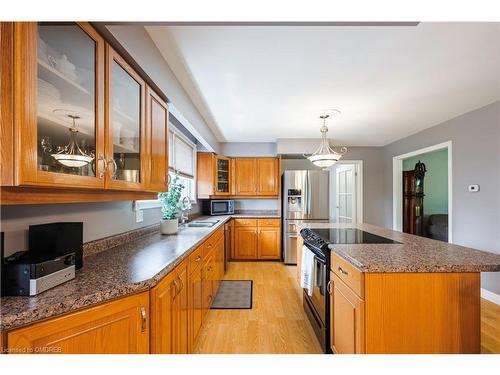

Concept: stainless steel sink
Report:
left=186, top=220, right=220, bottom=228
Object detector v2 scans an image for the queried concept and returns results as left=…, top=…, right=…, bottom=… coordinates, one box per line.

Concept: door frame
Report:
left=329, top=160, right=363, bottom=224
left=392, top=141, right=453, bottom=243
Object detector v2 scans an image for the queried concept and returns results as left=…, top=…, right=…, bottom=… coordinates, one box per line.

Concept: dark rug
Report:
left=211, top=280, right=253, bottom=309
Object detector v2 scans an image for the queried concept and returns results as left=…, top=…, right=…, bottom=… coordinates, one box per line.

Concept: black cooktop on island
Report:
left=301, top=227, right=401, bottom=256
left=311, top=228, right=401, bottom=245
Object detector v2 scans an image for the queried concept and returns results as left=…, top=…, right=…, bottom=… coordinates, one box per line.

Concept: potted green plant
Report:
left=158, top=174, right=185, bottom=234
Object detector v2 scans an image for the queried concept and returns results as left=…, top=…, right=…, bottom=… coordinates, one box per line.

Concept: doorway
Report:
left=329, top=160, right=363, bottom=224
left=392, top=141, right=453, bottom=242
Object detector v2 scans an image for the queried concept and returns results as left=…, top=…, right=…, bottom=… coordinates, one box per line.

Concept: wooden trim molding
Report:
left=0, top=187, right=157, bottom=205
left=0, top=22, right=14, bottom=186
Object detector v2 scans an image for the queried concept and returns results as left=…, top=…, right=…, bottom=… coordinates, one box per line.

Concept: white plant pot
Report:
left=160, top=219, right=178, bottom=235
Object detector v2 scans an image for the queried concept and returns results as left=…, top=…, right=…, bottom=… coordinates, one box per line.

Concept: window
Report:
left=169, top=126, right=197, bottom=202
left=135, top=123, right=197, bottom=211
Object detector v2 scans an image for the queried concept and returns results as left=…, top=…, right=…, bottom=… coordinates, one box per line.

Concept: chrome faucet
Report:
left=180, top=196, right=191, bottom=225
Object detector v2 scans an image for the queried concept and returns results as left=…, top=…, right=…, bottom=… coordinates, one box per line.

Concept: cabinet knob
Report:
left=195, top=255, right=201, bottom=262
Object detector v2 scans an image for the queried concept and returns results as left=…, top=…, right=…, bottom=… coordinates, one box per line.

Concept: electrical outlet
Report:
left=468, top=184, right=480, bottom=193
left=136, top=209, right=144, bottom=223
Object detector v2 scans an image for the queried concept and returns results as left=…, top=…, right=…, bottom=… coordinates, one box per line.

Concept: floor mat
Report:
left=211, top=280, right=253, bottom=309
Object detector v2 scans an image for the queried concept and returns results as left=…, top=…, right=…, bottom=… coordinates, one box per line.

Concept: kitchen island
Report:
left=297, top=222, right=500, bottom=354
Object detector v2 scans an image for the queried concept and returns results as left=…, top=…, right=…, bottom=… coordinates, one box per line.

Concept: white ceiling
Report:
left=146, top=23, right=499, bottom=146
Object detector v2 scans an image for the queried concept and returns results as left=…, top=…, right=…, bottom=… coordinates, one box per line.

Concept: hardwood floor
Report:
left=481, top=298, right=500, bottom=354
left=194, top=261, right=499, bottom=354
left=193, top=262, right=322, bottom=354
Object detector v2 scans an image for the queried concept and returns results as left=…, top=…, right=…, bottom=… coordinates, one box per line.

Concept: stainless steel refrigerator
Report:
left=282, top=170, right=330, bottom=264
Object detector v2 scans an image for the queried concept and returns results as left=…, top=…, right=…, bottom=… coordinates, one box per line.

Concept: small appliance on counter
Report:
left=29, top=222, right=83, bottom=269
left=2, top=251, right=76, bottom=296
left=1, top=222, right=83, bottom=296
left=202, top=199, right=235, bottom=215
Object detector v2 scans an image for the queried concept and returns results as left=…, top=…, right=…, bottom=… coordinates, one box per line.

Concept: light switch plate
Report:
left=136, top=209, right=144, bottom=223
left=468, top=184, right=480, bottom=193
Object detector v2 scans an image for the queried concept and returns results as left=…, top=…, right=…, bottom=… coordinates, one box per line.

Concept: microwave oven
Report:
left=202, top=200, right=235, bottom=215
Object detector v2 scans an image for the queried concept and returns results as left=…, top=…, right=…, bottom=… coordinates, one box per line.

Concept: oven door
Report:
left=310, top=255, right=327, bottom=325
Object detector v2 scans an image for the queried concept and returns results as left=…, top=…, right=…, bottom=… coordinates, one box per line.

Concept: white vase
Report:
left=160, top=219, right=178, bottom=235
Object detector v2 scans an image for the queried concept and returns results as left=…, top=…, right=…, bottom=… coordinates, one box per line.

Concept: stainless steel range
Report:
left=300, top=227, right=400, bottom=353
left=282, top=170, right=330, bottom=265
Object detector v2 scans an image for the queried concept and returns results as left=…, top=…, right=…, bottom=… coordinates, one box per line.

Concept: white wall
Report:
left=221, top=142, right=277, bottom=157
left=106, top=25, right=221, bottom=153
left=281, top=145, right=385, bottom=227
left=382, top=101, right=500, bottom=295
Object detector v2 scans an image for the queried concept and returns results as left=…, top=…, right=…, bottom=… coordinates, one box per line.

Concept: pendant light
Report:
left=307, top=114, right=347, bottom=169
left=51, top=114, right=94, bottom=168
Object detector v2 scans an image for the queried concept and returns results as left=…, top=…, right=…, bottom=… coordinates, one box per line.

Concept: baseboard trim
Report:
left=481, top=288, right=500, bottom=305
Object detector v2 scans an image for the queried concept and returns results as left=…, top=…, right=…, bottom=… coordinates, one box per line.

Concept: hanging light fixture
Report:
left=51, top=114, right=94, bottom=168
left=307, top=114, right=347, bottom=169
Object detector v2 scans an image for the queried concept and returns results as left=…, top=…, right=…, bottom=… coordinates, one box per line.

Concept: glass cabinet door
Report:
left=107, top=47, right=146, bottom=189
left=215, top=157, right=230, bottom=194
left=36, top=23, right=103, bottom=180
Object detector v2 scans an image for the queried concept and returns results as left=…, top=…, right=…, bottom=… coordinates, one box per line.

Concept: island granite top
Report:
left=297, top=222, right=500, bottom=273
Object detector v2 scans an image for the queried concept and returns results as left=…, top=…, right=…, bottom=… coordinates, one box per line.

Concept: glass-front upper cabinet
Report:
left=215, top=156, right=231, bottom=195
left=16, top=22, right=105, bottom=188
left=106, top=46, right=146, bottom=190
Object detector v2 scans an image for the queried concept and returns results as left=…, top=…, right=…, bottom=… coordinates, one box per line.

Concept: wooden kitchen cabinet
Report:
left=145, top=86, right=169, bottom=192
left=150, top=258, right=189, bottom=354
left=233, top=158, right=258, bottom=196
left=330, top=272, right=365, bottom=354
left=328, top=255, right=481, bottom=354
left=196, top=152, right=231, bottom=198
left=233, top=157, right=279, bottom=197
left=0, top=22, right=167, bottom=204
left=257, top=158, right=279, bottom=196
left=188, top=251, right=204, bottom=350
left=105, top=45, right=147, bottom=191
left=201, top=255, right=215, bottom=318
left=234, top=226, right=259, bottom=259
left=10, top=22, right=107, bottom=189
left=257, top=226, right=281, bottom=260
left=7, top=291, right=150, bottom=354
left=233, top=218, right=281, bottom=260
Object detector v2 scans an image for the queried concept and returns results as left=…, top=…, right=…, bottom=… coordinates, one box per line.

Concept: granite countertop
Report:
left=297, top=222, right=500, bottom=273
left=0, top=212, right=281, bottom=332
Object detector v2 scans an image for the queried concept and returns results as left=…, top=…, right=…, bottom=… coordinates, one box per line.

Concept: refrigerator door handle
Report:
left=306, top=171, right=312, bottom=218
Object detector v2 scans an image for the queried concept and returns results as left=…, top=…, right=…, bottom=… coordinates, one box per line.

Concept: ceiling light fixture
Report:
left=307, top=114, right=347, bottom=169
left=51, top=114, right=94, bottom=168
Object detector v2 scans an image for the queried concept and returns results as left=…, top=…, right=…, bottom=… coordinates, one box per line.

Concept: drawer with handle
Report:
left=331, top=253, right=364, bottom=298
left=203, top=227, right=224, bottom=259
left=257, top=218, right=280, bottom=227
left=189, top=245, right=204, bottom=271
left=234, top=218, right=258, bottom=227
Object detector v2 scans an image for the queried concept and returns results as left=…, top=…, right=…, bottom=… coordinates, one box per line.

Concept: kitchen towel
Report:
left=300, top=245, right=315, bottom=296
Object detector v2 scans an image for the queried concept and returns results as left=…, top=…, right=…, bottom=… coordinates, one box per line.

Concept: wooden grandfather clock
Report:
left=403, top=161, right=427, bottom=236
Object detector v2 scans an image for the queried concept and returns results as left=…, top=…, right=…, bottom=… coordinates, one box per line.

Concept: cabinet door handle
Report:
left=195, top=255, right=202, bottom=262
left=172, top=279, right=178, bottom=298
left=337, top=266, right=348, bottom=276
left=107, top=158, right=117, bottom=178
left=327, top=281, right=332, bottom=295
left=140, top=306, right=147, bottom=333
left=177, top=276, right=183, bottom=292
left=97, top=154, right=107, bottom=179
